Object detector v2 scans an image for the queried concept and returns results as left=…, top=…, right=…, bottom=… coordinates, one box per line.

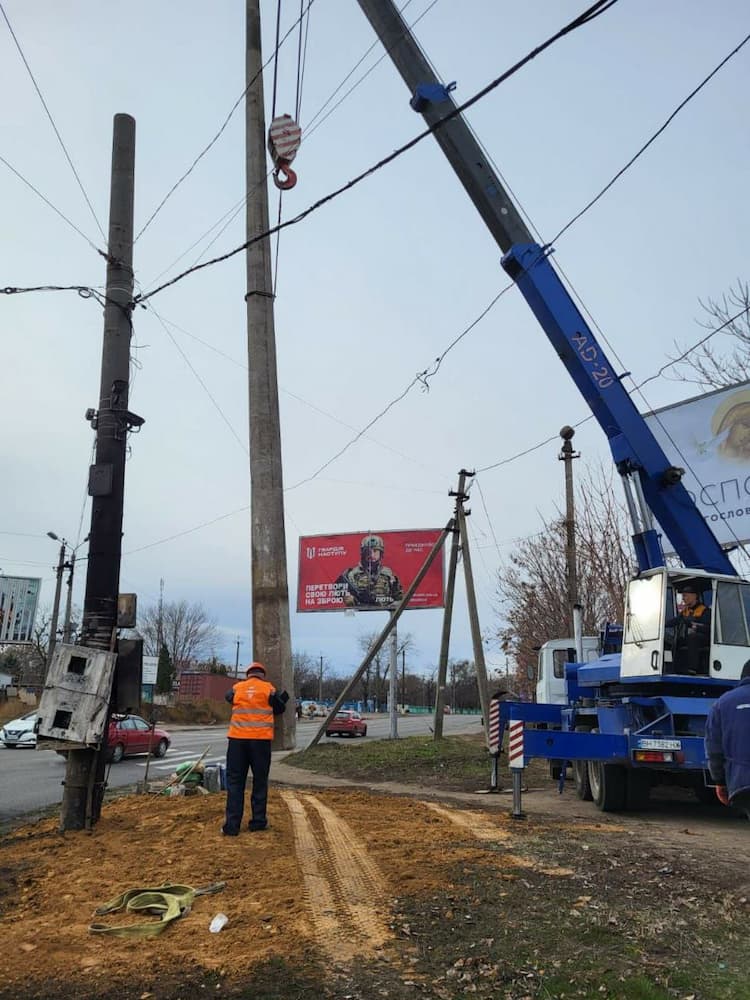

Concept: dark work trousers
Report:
left=224, top=737, right=272, bottom=833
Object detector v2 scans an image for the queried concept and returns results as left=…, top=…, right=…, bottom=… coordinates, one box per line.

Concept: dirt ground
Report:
left=1, top=763, right=749, bottom=1000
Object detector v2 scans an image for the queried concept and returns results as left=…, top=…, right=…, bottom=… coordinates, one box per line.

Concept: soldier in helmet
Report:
left=336, top=534, right=404, bottom=608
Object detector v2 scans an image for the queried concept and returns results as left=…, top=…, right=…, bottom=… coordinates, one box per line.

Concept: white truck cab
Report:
left=536, top=636, right=600, bottom=705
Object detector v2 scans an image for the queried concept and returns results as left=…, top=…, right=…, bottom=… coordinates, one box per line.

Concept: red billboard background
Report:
left=297, top=529, right=445, bottom=613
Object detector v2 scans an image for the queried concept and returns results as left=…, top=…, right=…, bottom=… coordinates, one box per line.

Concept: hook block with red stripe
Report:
left=268, top=114, right=302, bottom=190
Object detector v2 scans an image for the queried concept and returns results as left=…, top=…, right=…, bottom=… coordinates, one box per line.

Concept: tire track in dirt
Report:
left=424, top=801, right=575, bottom=876
left=281, top=790, right=391, bottom=961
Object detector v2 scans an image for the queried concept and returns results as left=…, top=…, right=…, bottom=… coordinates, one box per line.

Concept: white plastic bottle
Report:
left=209, top=913, right=229, bottom=933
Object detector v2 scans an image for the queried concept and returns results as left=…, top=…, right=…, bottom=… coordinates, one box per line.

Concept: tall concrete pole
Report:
left=246, top=0, right=295, bottom=749
left=60, top=113, right=136, bottom=832
left=559, top=426, right=580, bottom=632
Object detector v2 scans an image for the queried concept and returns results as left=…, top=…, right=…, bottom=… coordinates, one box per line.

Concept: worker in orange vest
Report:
left=221, top=662, right=289, bottom=835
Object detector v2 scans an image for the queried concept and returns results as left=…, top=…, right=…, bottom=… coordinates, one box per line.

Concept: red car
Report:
left=325, top=710, right=367, bottom=738
left=107, top=714, right=171, bottom=763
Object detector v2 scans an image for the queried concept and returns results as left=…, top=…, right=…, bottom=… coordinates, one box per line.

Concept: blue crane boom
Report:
left=354, top=0, right=736, bottom=577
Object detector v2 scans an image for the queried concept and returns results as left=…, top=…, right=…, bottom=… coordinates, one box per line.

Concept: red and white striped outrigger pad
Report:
left=268, top=115, right=302, bottom=165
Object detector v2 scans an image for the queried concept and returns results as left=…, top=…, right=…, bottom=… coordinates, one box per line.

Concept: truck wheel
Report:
left=626, top=770, right=651, bottom=810
left=587, top=760, right=627, bottom=812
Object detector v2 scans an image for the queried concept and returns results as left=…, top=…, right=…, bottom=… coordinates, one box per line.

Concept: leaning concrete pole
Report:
left=245, top=0, right=295, bottom=749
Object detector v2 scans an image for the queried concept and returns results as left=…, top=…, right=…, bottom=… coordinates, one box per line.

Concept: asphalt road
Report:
left=0, top=712, right=482, bottom=822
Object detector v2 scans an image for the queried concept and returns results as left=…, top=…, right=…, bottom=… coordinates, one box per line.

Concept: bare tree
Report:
left=670, top=280, right=750, bottom=388
left=496, top=462, right=632, bottom=699
left=355, top=628, right=416, bottom=709
left=140, top=600, right=219, bottom=668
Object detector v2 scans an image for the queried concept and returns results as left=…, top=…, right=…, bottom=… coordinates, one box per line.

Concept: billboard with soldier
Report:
left=297, top=529, right=445, bottom=612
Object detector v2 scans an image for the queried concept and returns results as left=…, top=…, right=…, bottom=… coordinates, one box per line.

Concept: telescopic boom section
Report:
left=356, top=0, right=736, bottom=577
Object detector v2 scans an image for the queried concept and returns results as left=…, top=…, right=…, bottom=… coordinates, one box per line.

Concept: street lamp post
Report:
left=46, top=532, right=67, bottom=668
left=62, top=536, right=89, bottom=643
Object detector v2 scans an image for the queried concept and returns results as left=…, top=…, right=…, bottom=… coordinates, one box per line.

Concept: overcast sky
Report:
left=1, top=1, right=748, bottom=679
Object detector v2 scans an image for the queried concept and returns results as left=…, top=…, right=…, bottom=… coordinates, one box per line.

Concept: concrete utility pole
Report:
left=457, top=482, right=491, bottom=735
left=559, top=426, right=580, bottom=631
left=318, top=655, right=323, bottom=702
left=60, top=113, right=136, bottom=832
left=434, top=471, right=466, bottom=738
left=46, top=535, right=66, bottom=670
left=245, top=0, right=295, bottom=749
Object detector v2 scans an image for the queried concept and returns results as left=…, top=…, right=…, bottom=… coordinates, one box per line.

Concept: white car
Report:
left=1, top=710, right=37, bottom=748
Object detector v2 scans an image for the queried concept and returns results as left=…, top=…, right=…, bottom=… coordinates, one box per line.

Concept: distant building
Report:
left=177, top=672, right=233, bottom=704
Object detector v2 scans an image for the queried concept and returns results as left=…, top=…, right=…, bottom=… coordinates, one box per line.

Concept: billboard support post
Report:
left=389, top=614, right=398, bottom=739
left=308, top=521, right=453, bottom=749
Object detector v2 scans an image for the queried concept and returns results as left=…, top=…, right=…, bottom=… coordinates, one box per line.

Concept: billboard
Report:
left=644, top=380, right=750, bottom=549
left=0, top=576, right=42, bottom=644
left=298, top=529, right=445, bottom=613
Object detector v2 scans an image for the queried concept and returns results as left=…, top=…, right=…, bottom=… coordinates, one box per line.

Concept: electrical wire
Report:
left=1, top=283, right=107, bottom=305
left=547, top=29, right=750, bottom=247
left=302, top=0, right=436, bottom=141
left=144, top=303, right=249, bottom=456
left=0, top=1, right=106, bottom=244
left=134, top=0, right=317, bottom=245
left=123, top=506, right=250, bottom=556
left=0, top=154, right=106, bottom=258
left=134, top=0, right=620, bottom=306
left=144, top=0, right=432, bottom=289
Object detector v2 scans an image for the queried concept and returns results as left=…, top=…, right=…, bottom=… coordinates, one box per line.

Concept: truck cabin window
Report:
left=715, top=581, right=750, bottom=646
left=624, top=575, right=663, bottom=645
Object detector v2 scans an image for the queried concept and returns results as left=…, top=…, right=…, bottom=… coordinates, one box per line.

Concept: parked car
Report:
left=1, top=710, right=37, bottom=748
left=325, top=710, right=367, bottom=738
left=107, top=714, right=171, bottom=763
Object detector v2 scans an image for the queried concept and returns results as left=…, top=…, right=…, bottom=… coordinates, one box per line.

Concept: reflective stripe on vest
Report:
left=228, top=678, right=275, bottom=740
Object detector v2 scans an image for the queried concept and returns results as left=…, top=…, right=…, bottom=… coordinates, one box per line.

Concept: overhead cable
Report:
left=0, top=154, right=105, bottom=258
left=0, top=1, right=107, bottom=244
left=134, top=0, right=317, bottom=244
left=548, top=29, right=750, bottom=246
left=134, top=0, right=620, bottom=305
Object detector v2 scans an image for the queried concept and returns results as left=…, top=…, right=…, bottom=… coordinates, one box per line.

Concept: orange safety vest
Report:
left=227, top=678, right=276, bottom=740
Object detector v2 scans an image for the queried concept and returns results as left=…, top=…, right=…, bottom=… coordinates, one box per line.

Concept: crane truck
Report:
left=355, top=0, right=750, bottom=811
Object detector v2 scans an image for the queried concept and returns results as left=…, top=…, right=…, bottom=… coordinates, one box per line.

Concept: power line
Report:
left=0, top=154, right=105, bottom=258
left=1, top=283, right=107, bottom=305
left=144, top=303, right=249, bottom=455
left=146, top=0, right=428, bottom=288
left=134, top=0, right=619, bottom=305
left=548, top=29, right=750, bottom=246
left=123, top=506, right=250, bottom=556
left=0, top=1, right=106, bottom=243
left=134, top=0, right=317, bottom=244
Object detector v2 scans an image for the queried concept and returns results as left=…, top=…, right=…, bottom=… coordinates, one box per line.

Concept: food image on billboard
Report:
left=298, top=529, right=445, bottom=613
left=0, top=576, right=42, bottom=644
